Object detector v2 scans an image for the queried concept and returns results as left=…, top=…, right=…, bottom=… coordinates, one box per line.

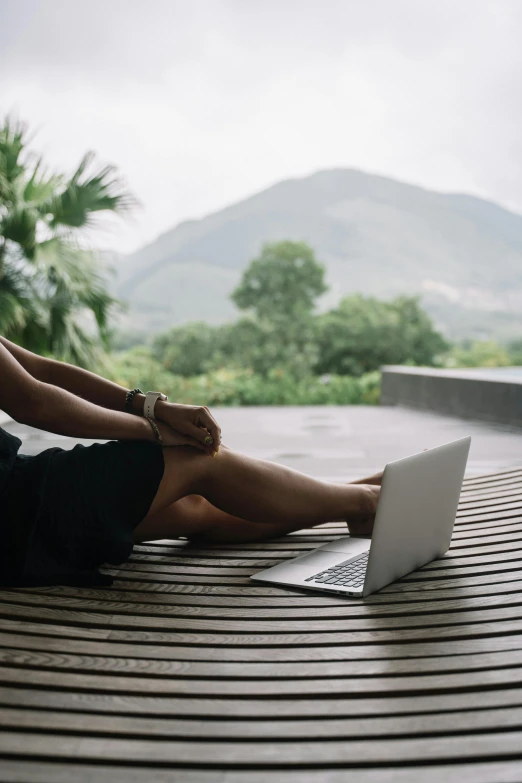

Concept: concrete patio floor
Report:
left=5, top=404, right=521, bottom=480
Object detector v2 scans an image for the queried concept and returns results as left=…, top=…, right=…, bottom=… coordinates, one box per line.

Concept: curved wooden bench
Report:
left=1, top=468, right=522, bottom=782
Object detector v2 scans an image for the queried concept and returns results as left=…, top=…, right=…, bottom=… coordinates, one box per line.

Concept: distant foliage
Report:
left=99, top=345, right=175, bottom=392
left=443, top=340, right=513, bottom=368
left=507, top=339, right=522, bottom=366
left=140, top=241, right=452, bottom=404
left=223, top=317, right=320, bottom=380
left=314, top=294, right=448, bottom=376
left=152, top=321, right=226, bottom=377
left=105, top=352, right=381, bottom=407
left=151, top=243, right=331, bottom=382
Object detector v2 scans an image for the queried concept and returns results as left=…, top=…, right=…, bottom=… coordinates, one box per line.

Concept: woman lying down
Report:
left=0, top=336, right=381, bottom=587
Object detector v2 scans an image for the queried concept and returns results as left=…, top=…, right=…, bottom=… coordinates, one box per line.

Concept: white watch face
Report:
left=145, top=392, right=165, bottom=419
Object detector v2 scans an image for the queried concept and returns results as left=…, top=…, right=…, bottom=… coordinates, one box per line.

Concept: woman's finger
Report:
left=179, top=419, right=219, bottom=451
left=193, top=407, right=221, bottom=447
left=179, top=436, right=209, bottom=453
left=203, top=407, right=222, bottom=444
left=163, top=434, right=205, bottom=452
left=160, top=423, right=211, bottom=453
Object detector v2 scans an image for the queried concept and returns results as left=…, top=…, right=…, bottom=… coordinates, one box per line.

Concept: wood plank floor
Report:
left=1, top=467, right=522, bottom=781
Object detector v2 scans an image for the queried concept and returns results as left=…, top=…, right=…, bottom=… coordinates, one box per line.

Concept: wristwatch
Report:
left=144, top=391, right=168, bottom=420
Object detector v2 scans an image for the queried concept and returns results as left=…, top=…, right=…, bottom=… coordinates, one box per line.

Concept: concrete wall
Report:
left=381, top=366, right=522, bottom=428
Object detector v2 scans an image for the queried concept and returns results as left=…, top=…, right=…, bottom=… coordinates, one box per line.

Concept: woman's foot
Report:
left=350, top=470, right=383, bottom=486
left=346, top=484, right=381, bottom=538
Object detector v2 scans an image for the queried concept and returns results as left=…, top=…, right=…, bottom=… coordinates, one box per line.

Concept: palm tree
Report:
left=0, top=117, right=133, bottom=367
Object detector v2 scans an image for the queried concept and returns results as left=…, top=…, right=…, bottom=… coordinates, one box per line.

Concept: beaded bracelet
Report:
left=146, top=416, right=164, bottom=447
left=125, top=387, right=144, bottom=414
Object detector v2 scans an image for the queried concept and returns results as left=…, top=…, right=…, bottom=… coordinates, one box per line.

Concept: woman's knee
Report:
left=133, top=494, right=210, bottom=543
left=147, top=446, right=213, bottom=516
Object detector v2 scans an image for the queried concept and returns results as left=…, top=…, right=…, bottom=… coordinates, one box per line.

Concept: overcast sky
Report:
left=1, top=0, right=521, bottom=254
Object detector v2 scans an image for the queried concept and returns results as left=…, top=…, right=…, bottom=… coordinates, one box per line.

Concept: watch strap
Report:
left=144, top=391, right=167, bottom=420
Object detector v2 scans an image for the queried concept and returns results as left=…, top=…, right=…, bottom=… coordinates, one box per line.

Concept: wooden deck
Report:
left=1, top=466, right=522, bottom=781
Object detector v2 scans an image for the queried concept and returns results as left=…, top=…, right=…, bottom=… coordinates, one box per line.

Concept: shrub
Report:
left=104, top=350, right=381, bottom=406
left=443, top=340, right=512, bottom=368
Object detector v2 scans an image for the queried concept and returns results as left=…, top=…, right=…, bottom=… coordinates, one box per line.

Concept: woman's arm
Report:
left=0, top=336, right=221, bottom=451
left=0, top=336, right=52, bottom=384
left=0, top=336, right=146, bottom=416
left=0, top=340, right=154, bottom=442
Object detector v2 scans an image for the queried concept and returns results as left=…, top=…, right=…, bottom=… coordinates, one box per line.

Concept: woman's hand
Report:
left=155, top=402, right=221, bottom=455
left=149, top=420, right=209, bottom=451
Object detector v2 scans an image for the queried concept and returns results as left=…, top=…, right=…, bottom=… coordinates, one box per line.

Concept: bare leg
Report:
left=138, top=444, right=379, bottom=540
left=133, top=495, right=306, bottom=545
left=134, top=470, right=382, bottom=545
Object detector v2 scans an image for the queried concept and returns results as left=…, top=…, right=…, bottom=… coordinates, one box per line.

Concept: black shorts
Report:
left=0, top=439, right=165, bottom=587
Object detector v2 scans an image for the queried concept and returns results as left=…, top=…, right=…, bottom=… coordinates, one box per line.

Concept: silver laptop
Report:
left=251, top=436, right=471, bottom=598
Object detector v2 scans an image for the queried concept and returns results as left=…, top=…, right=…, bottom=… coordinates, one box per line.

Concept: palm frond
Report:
left=23, top=157, right=62, bottom=208
left=0, top=257, right=38, bottom=336
left=0, top=117, right=27, bottom=185
left=34, top=238, right=121, bottom=351
left=44, top=152, right=134, bottom=229
left=0, top=206, right=39, bottom=259
left=0, top=289, right=28, bottom=334
left=0, top=166, right=11, bottom=204
left=0, top=117, right=27, bottom=206
left=47, top=289, right=104, bottom=368
left=69, top=151, right=95, bottom=183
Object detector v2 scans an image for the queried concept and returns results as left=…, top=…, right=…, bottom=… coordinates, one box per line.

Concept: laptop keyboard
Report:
left=304, top=551, right=369, bottom=589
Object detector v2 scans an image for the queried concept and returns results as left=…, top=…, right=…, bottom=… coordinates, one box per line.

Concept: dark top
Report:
left=0, top=425, right=165, bottom=588
left=1, top=425, right=50, bottom=583
left=0, top=426, right=21, bottom=494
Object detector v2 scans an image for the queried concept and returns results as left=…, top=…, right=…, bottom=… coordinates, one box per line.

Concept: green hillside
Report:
left=113, top=169, right=522, bottom=340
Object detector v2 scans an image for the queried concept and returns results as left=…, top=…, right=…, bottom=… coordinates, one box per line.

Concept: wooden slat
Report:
left=3, top=644, right=522, bottom=679
left=12, top=573, right=522, bottom=604
left=1, top=729, right=522, bottom=764
left=5, top=586, right=522, bottom=624
left=3, top=628, right=522, bottom=662
left=3, top=704, right=522, bottom=738
left=3, top=684, right=522, bottom=717
left=1, top=761, right=522, bottom=783
left=2, top=661, right=522, bottom=696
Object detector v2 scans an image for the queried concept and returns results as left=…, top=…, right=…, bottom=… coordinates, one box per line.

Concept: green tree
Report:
left=230, top=241, right=327, bottom=378
left=314, top=294, right=447, bottom=376
left=152, top=316, right=320, bottom=380
left=231, top=240, right=328, bottom=321
left=152, top=321, right=225, bottom=377
left=444, top=340, right=512, bottom=368
left=101, top=345, right=175, bottom=392
left=0, top=117, right=132, bottom=366
left=507, top=339, right=522, bottom=366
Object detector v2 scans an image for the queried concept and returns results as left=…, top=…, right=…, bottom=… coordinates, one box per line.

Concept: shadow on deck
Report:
left=1, top=467, right=522, bottom=781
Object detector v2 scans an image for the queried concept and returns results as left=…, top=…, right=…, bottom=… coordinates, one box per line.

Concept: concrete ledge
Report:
left=381, top=365, right=522, bottom=428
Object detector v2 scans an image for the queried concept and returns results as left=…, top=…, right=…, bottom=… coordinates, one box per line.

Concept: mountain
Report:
left=112, top=168, right=522, bottom=341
